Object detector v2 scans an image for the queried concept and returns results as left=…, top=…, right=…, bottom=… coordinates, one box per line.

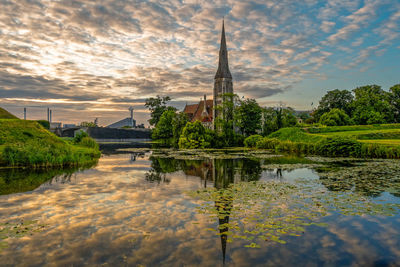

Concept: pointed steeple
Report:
left=215, top=19, right=232, bottom=79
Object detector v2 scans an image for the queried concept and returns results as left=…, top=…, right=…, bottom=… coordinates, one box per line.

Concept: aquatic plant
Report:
left=0, top=220, right=47, bottom=252
left=187, top=179, right=400, bottom=247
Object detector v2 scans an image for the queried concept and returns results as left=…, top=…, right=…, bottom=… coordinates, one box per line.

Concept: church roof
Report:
left=215, top=20, right=232, bottom=79
left=183, top=103, right=198, bottom=115
left=183, top=100, right=213, bottom=122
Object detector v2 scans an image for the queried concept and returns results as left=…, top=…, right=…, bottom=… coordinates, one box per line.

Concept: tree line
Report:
left=145, top=94, right=297, bottom=149
left=145, top=83, right=400, bottom=149
left=311, top=84, right=400, bottom=126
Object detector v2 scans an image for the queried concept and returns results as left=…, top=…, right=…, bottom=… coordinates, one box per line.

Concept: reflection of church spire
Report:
left=215, top=195, right=232, bottom=264
left=212, top=158, right=235, bottom=265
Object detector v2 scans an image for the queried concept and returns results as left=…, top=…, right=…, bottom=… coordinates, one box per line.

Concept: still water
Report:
left=0, top=149, right=400, bottom=266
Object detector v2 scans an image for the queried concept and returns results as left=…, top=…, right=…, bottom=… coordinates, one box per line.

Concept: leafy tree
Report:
left=281, top=107, right=298, bottom=127
left=262, top=107, right=278, bottom=135
left=145, top=95, right=173, bottom=126
left=351, top=85, right=393, bottom=125
left=319, top=108, right=352, bottom=126
left=151, top=107, right=176, bottom=141
left=389, top=84, right=400, bottom=123
left=152, top=108, right=188, bottom=146
left=235, top=98, right=262, bottom=136
left=214, top=93, right=240, bottom=147
left=172, top=112, right=189, bottom=144
left=262, top=107, right=298, bottom=135
left=80, top=121, right=97, bottom=127
left=314, top=89, right=354, bottom=120
left=178, top=121, right=214, bottom=149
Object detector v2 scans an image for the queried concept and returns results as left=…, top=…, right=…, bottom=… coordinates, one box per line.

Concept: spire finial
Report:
left=215, top=18, right=232, bottom=79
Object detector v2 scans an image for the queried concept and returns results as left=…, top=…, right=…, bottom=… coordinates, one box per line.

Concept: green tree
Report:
left=389, top=84, right=400, bottom=123
left=351, top=85, right=393, bottom=125
left=172, top=112, right=189, bottom=144
left=235, top=98, right=262, bottom=136
left=178, top=121, right=213, bottom=149
left=314, top=89, right=354, bottom=120
left=145, top=96, right=172, bottom=126
left=214, top=93, right=240, bottom=147
left=151, top=107, right=176, bottom=141
left=262, top=107, right=298, bottom=135
left=319, top=108, right=352, bottom=126
left=80, top=121, right=97, bottom=127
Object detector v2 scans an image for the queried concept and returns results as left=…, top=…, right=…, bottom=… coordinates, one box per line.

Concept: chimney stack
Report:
left=24, top=108, right=26, bottom=120
left=202, top=95, right=208, bottom=116
left=49, top=110, right=52, bottom=123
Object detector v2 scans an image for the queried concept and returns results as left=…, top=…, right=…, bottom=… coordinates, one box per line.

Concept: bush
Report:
left=319, top=108, right=352, bottom=126
left=256, top=138, right=281, bottom=149
left=73, top=130, right=89, bottom=143
left=316, top=136, right=361, bottom=157
left=244, top=135, right=263, bottom=148
left=178, top=121, right=213, bottom=149
left=79, top=136, right=99, bottom=150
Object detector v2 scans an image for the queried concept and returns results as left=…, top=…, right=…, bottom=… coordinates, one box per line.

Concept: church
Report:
left=183, top=20, right=233, bottom=129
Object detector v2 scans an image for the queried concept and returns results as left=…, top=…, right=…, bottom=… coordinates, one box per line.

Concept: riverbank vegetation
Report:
left=147, top=84, right=400, bottom=158
left=0, top=119, right=100, bottom=167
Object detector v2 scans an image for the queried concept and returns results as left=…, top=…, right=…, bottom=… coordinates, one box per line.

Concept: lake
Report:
left=1, top=148, right=400, bottom=266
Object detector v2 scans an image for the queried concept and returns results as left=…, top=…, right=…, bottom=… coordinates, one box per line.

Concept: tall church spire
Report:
left=213, top=19, right=233, bottom=129
left=215, top=19, right=232, bottom=79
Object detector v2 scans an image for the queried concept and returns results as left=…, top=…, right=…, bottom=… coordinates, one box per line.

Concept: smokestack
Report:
left=128, top=106, right=134, bottom=127
left=49, top=110, right=52, bottom=123
left=47, top=107, right=50, bottom=121
left=24, top=108, right=26, bottom=120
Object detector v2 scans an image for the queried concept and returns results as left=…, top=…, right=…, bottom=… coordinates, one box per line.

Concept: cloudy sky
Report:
left=0, top=0, right=399, bottom=126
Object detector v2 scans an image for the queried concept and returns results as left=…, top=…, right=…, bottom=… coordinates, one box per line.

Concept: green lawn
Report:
left=0, top=119, right=100, bottom=167
left=359, top=139, right=400, bottom=145
left=0, top=107, right=17, bottom=119
left=311, top=129, right=400, bottom=140
left=260, top=125, right=400, bottom=147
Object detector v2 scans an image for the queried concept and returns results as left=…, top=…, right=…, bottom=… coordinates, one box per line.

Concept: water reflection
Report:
left=0, top=163, right=96, bottom=195
left=145, top=157, right=263, bottom=263
left=1, top=152, right=400, bottom=266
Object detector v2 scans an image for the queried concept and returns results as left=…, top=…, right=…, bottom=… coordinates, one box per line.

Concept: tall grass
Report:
left=0, top=119, right=100, bottom=167
left=306, top=124, right=400, bottom=134
left=268, top=127, right=324, bottom=143
left=251, top=135, right=400, bottom=159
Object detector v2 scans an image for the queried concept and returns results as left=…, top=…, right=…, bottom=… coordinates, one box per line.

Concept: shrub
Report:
left=319, top=108, right=352, bottom=126
left=244, top=134, right=263, bottom=148
left=316, top=136, right=362, bottom=157
left=73, top=130, right=89, bottom=144
left=178, top=121, right=213, bottom=149
left=256, top=138, right=280, bottom=149
left=79, top=136, right=99, bottom=150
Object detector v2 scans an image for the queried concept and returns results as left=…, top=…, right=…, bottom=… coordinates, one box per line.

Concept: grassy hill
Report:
left=269, top=125, right=400, bottom=146
left=0, top=119, right=100, bottom=167
left=0, top=107, right=17, bottom=119
left=248, top=125, right=400, bottom=158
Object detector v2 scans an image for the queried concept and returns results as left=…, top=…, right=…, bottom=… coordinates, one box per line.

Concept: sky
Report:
left=0, top=0, right=399, bottom=126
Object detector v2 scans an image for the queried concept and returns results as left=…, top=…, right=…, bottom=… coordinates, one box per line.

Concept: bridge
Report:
left=58, top=127, right=151, bottom=142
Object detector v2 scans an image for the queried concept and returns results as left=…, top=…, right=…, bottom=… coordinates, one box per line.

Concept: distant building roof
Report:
left=183, top=99, right=213, bottom=123
left=107, top=117, right=136, bottom=128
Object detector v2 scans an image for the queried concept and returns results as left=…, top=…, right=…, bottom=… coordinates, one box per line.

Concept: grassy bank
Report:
left=245, top=126, right=400, bottom=159
left=0, top=119, right=100, bottom=167
left=0, top=107, right=17, bottom=119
